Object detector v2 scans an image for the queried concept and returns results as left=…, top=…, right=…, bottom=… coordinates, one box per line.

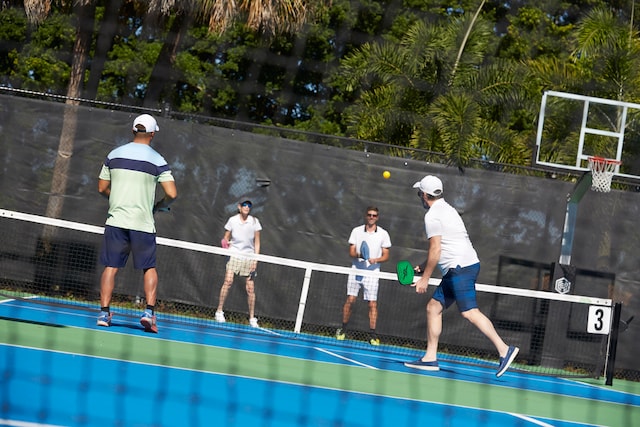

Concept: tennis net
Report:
left=0, top=208, right=617, bottom=379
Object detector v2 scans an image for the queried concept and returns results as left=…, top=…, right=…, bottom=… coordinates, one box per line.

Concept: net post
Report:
left=604, top=302, right=623, bottom=386
left=293, top=267, right=313, bottom=334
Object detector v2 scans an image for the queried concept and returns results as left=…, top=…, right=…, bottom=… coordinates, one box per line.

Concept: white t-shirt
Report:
left=348, top=225, right=392, bottom=270
left=225, top=214, right=262, bottom=253
left=423, top=199, right=479, bottom=274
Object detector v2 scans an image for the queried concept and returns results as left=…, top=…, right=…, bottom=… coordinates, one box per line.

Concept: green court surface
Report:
left=1, top=299, right=639, bottom=426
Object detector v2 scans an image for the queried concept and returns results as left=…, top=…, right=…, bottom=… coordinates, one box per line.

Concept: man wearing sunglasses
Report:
left=215, top=199, right=262, bottom=327
left=336, top=206, right=391, bottom=345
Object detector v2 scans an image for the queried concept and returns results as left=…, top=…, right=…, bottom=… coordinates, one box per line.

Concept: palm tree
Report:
left=206, top=0, right=309, bottom=35
left=23, top=0, right=324, bottom=222
left=23, top=0, right=96, bottom=226
left=572, top=6, right=640, bottom=102
left=143, top=0, right=319, bottom=108
left=335, top=8, right=531, bottom=168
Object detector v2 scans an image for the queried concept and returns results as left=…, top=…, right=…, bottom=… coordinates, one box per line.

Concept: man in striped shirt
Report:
left=96, top=114, right=177, bottom=333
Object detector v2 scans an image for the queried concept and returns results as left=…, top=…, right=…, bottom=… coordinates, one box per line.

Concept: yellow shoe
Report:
left=335, top=328, right=345, bottom=340
left=369, top=337, right=380, bottom=346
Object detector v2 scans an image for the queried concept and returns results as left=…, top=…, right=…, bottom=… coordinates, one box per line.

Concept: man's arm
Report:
left=98, top=179, right=111, bottom=198
left=349, top=243, right=358, bottom=258
left=414, top=235, right=441, bottom=293
left=153, top=181, right=178, bottom=212
left=374, top=247, right=390, bottom=264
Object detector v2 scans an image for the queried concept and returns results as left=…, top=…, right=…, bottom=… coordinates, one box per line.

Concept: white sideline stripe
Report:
left=315, top=347, right=378, bottom=370
left=508, top=414, right=555, bottom=426
left=0, top=209, right=612, bottom=306
left=508, top=413, right=607, bottom=427
left=0, top=419, right=66, bottom=427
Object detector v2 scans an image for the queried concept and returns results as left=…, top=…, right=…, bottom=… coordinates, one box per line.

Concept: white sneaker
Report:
left=215, top=310, right=226, bottom=323
left=249, top=317, right=259, bottom=328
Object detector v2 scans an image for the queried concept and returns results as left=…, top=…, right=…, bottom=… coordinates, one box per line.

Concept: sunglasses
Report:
left=417, top=190, right=424, bottom=198
left=367, top=213, right=378, bottom=218
left=241, top=202, right=252, bottom=208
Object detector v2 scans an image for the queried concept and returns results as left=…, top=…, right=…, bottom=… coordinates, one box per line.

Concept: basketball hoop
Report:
left=588, top=156, right=621, bottom=193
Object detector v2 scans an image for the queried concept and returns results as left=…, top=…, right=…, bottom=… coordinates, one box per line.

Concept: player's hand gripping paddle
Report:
left=355, top=241, right=371, bottom=281
left=360, top=241, right=370, bottom=261
left=396, top=260, right=414, bottom=285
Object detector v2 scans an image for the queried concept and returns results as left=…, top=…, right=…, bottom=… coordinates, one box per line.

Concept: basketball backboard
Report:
left=534, top=90, right=640, bottom=184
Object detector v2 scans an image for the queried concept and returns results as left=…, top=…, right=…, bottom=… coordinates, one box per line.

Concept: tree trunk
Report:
left=85, top=0, right=123, bottom=99
left=143, top=11, right=191, bottom=109
left=43, top=2, right=96, bottom=247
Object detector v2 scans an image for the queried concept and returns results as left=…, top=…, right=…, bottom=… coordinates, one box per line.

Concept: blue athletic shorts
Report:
left=431, top=263, right=480, bottom=312
left=100, top=225, right=157, bottom=270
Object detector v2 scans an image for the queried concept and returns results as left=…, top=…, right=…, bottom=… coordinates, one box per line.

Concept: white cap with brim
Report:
left=133, top=114, right=159, bottom=133
left=413, top=175, right=443, bottom=196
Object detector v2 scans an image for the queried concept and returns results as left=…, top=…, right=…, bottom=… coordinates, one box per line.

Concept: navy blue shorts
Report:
left=100, top=225, right=157, bottom=270
left=432, top=263, right=480, bottom=312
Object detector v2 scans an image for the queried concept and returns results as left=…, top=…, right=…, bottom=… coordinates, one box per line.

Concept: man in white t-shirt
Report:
left=215, top=199, right=262, bottom=327
left=404, top=175, right=519, bottom=378
left=336, top=206, right=391, bottom=345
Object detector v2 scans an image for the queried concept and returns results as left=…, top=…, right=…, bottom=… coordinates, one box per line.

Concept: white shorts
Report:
left=346, top=273, right=379, bottom=301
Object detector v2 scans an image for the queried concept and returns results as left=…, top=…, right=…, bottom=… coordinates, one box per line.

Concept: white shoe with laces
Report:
left=215, top=310, right=226, bottom=323
left=249, top=317, right=259, bottom=328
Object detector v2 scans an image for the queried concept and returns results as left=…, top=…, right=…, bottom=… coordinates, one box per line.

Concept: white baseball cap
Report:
left=132, top=114, right=159, bottom=133
left=412, top=175, right=443, bottom=196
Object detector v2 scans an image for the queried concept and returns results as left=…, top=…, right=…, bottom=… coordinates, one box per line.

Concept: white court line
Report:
left=2, top=299, right=381, bottom=372
left=2, top=305, right=621, bottom=427
left=0, top=419, right=66, bottom=427
left=2, top=343, right=600, bottom=427
left=509, top=413, right=555, bottom=427
left=508, top=412, right=608, bottom=427
left=314, top=347, right=379, bottom=369
left=7, top=297, right=634, bottom=414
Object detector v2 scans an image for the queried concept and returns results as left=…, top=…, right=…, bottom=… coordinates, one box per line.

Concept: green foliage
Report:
left=333, top=10, right=536, bottom=166
left=570, top=6, right=640, bottom=101
left=0, top=7, right=27, bottom=42
left=29, top=12, right=75, bottom=52
left=0, top=7, right=27, bottom=83
left=497, top=4, right=574, bottom=61
left=13, top=49, right=71, bottom=92
left=6, top=11, right=75, bottom=92
left=3, top=1, right=640, bottom=170
left=98, top=38, right=162, bottom=101
left=430, top=91, right=480, bottom=166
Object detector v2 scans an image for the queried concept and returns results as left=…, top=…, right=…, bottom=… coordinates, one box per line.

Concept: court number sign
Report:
left=587, top=306, right=611, bottom=334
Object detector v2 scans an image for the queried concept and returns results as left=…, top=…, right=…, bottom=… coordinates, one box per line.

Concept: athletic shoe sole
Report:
left=404, top=359, right=440, bottom=371
left=140, top=315, right=158, bottom=333
left=96, top=313, right=112, bottom=327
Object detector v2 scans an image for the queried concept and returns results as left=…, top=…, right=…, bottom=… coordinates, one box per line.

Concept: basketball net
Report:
left=588, top=156, right=621, bottom=193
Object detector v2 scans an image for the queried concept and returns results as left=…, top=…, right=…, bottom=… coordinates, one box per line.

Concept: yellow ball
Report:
left=383, top=170, right=391, bottom=179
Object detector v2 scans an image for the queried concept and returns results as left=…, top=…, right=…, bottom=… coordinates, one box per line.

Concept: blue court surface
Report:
left=1, top=297, right=638, bottom=427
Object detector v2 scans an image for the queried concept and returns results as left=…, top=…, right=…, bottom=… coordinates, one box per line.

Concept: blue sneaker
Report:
left=496, top=346, right=519, bottom=377
left=140, top=311, right=158, bottom=333
left=404, top=359, right=439, bottom=371
left=97, top=311, right=112, bottom=327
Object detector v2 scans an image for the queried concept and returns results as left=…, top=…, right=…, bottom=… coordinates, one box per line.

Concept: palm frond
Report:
left=429, top=91, right=480, bottom=167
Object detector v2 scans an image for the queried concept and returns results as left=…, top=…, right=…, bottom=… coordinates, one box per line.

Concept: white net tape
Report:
left=588, top=156, right=621, bottom=192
